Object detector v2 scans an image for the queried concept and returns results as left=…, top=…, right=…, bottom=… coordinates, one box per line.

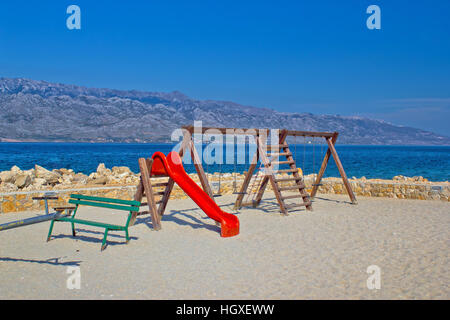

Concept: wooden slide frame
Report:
left=132, top=125, right=357, bottom=229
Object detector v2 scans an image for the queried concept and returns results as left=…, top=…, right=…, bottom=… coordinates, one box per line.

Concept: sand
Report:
left=0, top=193, right=448, bottom=299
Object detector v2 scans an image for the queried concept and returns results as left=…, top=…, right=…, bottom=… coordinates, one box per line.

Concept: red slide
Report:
left=150, top=151, right=239, bottom=237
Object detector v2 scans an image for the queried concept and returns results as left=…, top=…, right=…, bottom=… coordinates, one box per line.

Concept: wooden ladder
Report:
left=253, top=132, right=313, bottom=215
left=129, top=158, right=175, bottom=229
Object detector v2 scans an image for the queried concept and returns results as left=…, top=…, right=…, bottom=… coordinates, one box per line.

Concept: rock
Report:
left=61, top=174, right=73, bottom=185
left=106, top=176, right=121, bottom=184
left=35, top=164, right=53, bottom=177
left=35, top=165, right=61, bottom=185
left=97, top=163, right=111, bottom=176
left=411, top=176, right=428, bottom=182
left=53, top=168, right=74, bottom=176
left=91, top=176, right=107, bottom=185
left=10, top=165, right=21, bottom=174
left=72, top=173, right=83, bottom=180
left=0, top=171, right=15, bottom=184
left=14, top=174, right=32, bottom=189
left=72, top=173, right=88, bottom=184
left=112, top=166, right=132, bottom=175
left=0, top=182, right=18, bottom=192
left=23, top=169, right=35, bottom=178
left=33, top=178, right=47, bottom=187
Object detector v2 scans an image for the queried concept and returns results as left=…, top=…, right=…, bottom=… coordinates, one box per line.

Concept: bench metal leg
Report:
left=101, top=228, right=109, bottom=251
left=47, top=220, right=55, bottom=242
left=71, top=222, right=76, bottom=237
left=71, top=208, right=77, bottom=237
left=125, top=229, right=130, bottom=244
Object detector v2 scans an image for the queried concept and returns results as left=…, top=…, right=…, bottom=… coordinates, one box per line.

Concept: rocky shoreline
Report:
left=0, top=164, right=449, bottom=213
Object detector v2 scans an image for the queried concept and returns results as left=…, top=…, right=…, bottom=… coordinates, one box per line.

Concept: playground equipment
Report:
left=1, top=125, right=353, bottom=247
left=205, top=152, right=223, bottom=197
left=0, top=211, right=70, bottom=232
left=179, top=125, right=357, bottom=215
left=132, top=151, right=239, bottom=237
left=0, top=194, right=73, bottom=232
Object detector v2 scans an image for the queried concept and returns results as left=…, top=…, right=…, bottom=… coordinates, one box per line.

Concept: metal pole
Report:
left=0, top=212, right=69, bottom=232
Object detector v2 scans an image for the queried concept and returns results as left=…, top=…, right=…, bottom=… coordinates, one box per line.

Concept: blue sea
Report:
left=0, top=143, right=449, bottom=182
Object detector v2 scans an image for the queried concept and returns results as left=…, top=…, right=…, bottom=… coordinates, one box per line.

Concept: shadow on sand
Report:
left=0, top=256, right=82, bottom=266
left=50, top=228, right=138, bottom=248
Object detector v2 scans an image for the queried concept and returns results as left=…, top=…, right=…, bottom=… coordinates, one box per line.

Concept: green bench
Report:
left=47, top=194, right=141, bottom=251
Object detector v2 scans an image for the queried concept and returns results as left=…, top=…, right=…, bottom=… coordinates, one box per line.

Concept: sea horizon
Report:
left=1, top=142, right=449, bottom=182
left=1, top=141, right=450, bottom=147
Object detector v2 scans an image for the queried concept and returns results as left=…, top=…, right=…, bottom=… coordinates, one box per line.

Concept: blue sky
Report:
left=0, top=0, right=449, bottom=135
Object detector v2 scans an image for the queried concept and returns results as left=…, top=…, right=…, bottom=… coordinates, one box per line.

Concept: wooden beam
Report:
left=252, top=176, right=269, bottom=207
left=234, top=148, right=259, bottom=209
left=325, top=136, right=357, bottom=204
left=182, top=125, right=335, bottom=138
left=310, top=134, right=337, bottom=199
left=284, top=130, right=334, bottom=138
left=189, top=139, right=214, bottom=198
left=158, top=129, right=191, bottom=216
left=138, top=158, right=161, bottom=230
left=129, top=179, right=144, bottom=226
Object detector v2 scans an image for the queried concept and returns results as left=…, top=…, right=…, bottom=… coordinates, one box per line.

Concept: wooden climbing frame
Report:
left=181, top=125, right=357, bottom=216
left=237, top=129, right=357, bottom=212
left=134, top=125, right=357, bottom=228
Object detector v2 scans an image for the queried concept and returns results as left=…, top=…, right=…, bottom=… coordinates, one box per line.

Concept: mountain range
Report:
left=0, top=77, right=449, bottom=145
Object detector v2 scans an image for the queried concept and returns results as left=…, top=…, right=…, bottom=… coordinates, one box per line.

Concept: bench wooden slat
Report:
left=32, top=196, right=59, bottom=200
left=69, top=199, right=140, bottom=212
left=70, top=194, right=140, bottom=207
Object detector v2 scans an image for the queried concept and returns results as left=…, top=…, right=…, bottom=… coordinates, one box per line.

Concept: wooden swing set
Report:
left=132, top=125, right=357, bottom=229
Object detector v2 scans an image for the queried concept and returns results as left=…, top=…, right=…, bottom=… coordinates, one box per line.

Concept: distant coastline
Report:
left=2, top=78, right=450, bottom=145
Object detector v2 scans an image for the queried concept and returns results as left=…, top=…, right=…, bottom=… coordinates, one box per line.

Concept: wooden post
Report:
left=129, top=178, right=145, bottom=226
left=137, top=158, right=161, bottom=230
left=234, top=146, right=259, bottom=209
left=181, top=125, right=214, bottom=198
left=310, top=133, right=337, bottom=199
left=189, top=139, right=214, bottom=198
left=325, top=136, right=357, bottom=204
left=157, top=129, right=191, bottom=216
